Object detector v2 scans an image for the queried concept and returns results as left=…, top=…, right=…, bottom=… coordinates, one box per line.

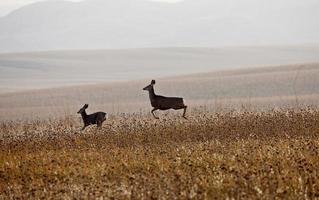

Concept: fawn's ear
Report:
left=84, top=104, right=89, bottom=108
left=151, top=80, right=156, bottom=85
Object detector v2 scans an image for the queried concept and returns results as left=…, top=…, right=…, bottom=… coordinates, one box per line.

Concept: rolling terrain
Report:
left=1, top=0, right=319, bottom=198
left=1, top=46, right=319, bottom=93
left=0, top=62, right=318, bottom=121
left=1, top=48, right=319, bottom=198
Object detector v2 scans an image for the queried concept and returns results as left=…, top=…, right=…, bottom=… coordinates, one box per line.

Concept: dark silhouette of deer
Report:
left=143, top=80, right=187, bottom=119
left=77, top=104, right=107, bottom=130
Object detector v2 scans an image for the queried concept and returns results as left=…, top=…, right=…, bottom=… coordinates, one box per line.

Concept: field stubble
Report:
left=1, top=108, right=319, bottom=199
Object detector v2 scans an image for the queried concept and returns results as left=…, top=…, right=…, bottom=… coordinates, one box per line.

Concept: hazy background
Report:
left=0, top=0, right=319, bottom=90
left=0, top=0, right=319, bottom=120
left=0, top=0, right=318, bottom=52
left=1, top=46, right=319, bottom=93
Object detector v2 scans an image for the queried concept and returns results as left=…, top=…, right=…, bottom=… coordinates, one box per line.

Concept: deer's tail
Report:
left=103, top=112, right=108, bottom=120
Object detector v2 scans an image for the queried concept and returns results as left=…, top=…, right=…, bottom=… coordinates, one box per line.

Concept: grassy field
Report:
left=1, top=108, right=319, bottom=199
left=1, top=63, right=319, bottom=198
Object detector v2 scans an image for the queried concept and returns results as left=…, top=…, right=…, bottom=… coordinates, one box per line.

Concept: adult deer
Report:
left=143, top=80, right=187, bottom=119
left=77, top=104, right=107, bottom=130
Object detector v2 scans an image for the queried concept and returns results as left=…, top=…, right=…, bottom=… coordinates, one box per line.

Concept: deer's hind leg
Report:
left=182, top=106, right=187, bottom=119
left=173, top=105, right=188, bottom=119
left=97, top=120, right=103, bottom=129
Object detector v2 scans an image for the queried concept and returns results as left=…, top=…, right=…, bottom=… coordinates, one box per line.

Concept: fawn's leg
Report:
left=97, top=121, right=102, bottom=129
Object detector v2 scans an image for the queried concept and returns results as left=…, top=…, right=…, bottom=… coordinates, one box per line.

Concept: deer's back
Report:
left=152, top=96, right=185, bottom=109
left=85, top=112, right=106, bottom=124
left=96, top=112, right=107, bottom=120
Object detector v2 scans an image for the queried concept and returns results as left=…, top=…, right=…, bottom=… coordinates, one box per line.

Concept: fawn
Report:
left=77, top=104, right=107, bottom=130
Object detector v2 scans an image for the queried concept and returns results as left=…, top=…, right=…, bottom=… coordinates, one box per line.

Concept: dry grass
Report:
left=1, top=108, right=319, bottom=199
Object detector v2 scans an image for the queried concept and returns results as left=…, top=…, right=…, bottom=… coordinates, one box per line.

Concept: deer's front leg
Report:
left=151, top=108, right=159, bottom=119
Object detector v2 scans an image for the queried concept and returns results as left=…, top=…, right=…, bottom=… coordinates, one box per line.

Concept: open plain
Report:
left=1, top=47, right=319, bottom=199
left=1, top=108, right=319, bottom=199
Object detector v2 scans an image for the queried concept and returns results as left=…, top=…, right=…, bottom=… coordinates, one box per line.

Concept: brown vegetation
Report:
left=1, top=108, right=319, bottom=199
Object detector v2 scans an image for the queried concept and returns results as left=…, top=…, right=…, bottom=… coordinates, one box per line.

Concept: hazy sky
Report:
left=0, top=0, right=79, bottom=16
left=0, top=0, right=318, bottom=52
left=0, top=0, right=181, bottom=17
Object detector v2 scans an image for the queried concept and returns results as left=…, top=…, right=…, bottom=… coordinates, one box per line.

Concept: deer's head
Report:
left=77, top=104, right=89, bottom=114
left=143, top=80, right=155, bottom=91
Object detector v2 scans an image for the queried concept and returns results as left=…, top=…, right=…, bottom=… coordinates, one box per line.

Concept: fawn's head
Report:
left=143, top=80, right=156, bottom=91
left=77, top=104, right=89, bottom=114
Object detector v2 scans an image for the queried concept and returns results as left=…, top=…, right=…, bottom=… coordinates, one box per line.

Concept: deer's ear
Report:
left=84, top=104, right=89, bottom=108
left=151, top=80, right=156, bottom=85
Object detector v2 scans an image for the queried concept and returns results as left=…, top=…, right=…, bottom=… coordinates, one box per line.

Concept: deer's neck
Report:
left=148, top=87, right=157, bottom=101
left=81, top=110, right=88, bottom=119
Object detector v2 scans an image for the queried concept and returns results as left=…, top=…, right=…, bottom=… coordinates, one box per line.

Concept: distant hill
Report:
left=1, top=46, right=319, bottom=93
left=0, top=0, right=318, bottom=52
